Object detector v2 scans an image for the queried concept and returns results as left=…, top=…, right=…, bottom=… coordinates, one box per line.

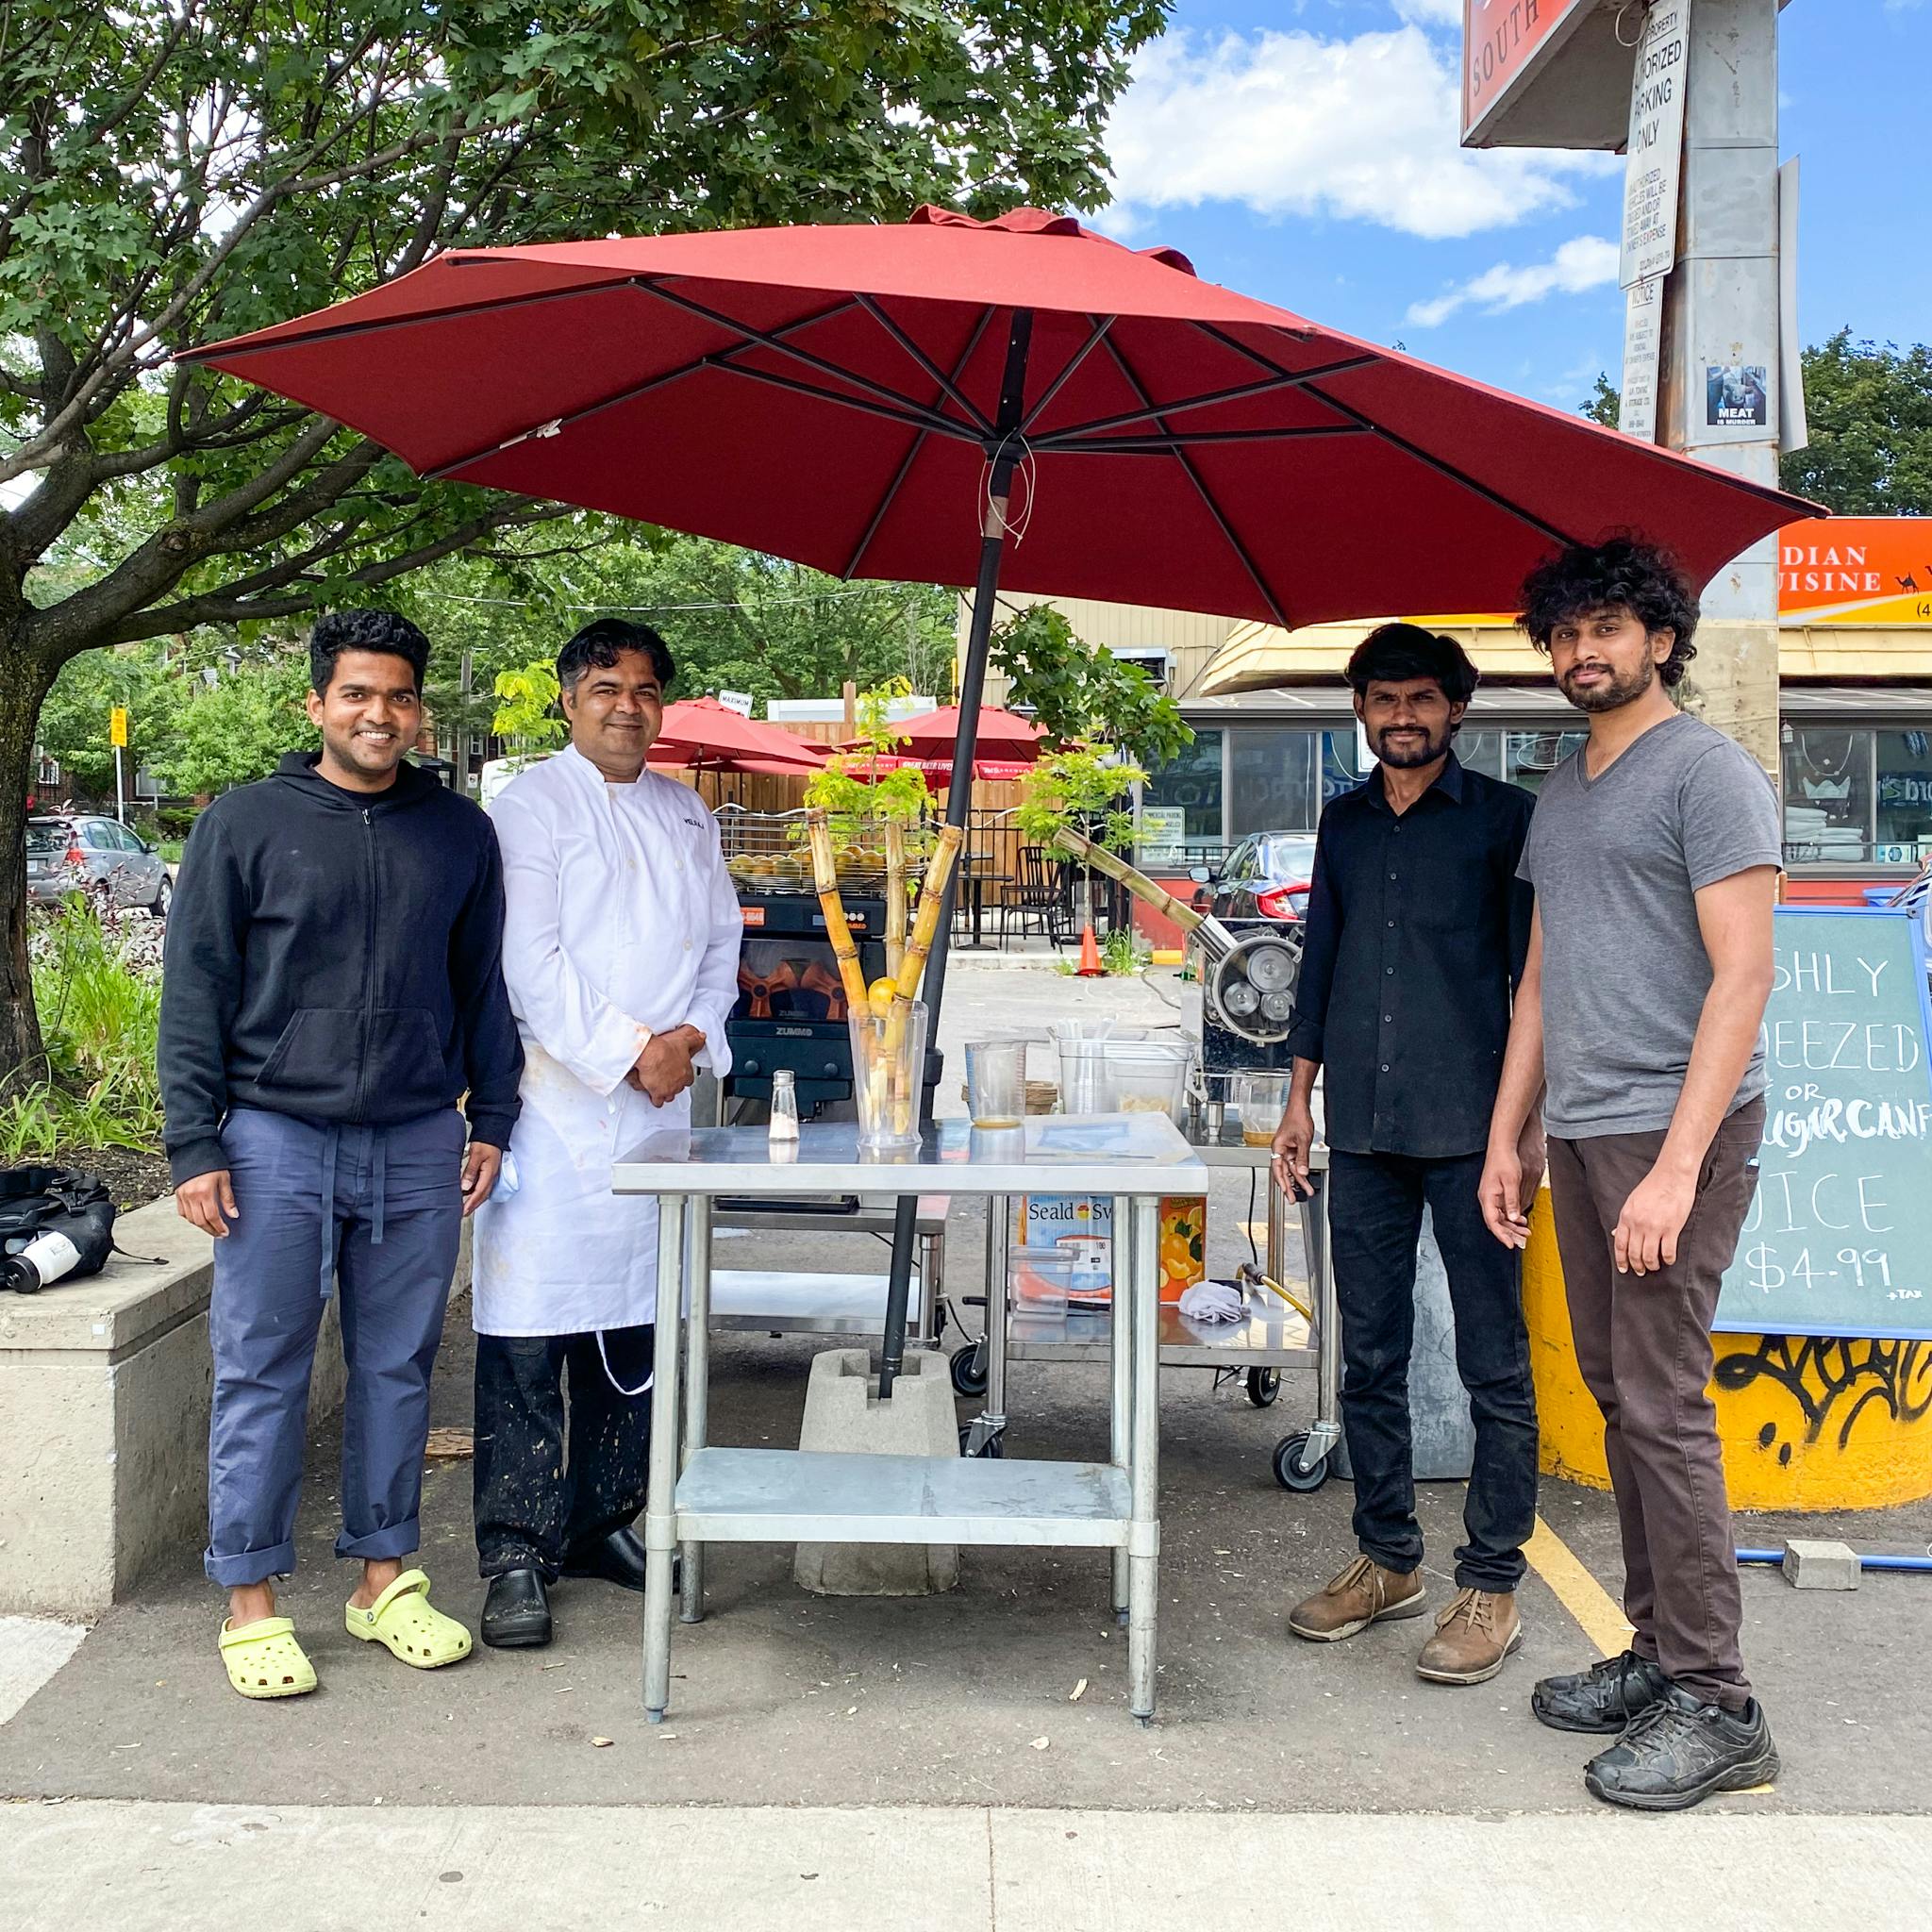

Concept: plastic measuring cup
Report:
left=965, top=1039, right=1028, bottom=1128
left=1237, top=1070, right=1290, bottom=1145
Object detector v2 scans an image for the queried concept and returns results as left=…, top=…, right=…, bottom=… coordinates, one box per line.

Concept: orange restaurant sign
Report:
left=1407, top=521, right=1932, bottom=631
left=1462, top=0, right=1591, bottom=142
left=1777, top=518, right=1932, bottom=626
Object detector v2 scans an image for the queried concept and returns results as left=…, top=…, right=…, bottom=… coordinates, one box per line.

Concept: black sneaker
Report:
left=1532, top=1648, right=1671, bottom=1734
left=1584, top=1684, right=1780, bottom=1813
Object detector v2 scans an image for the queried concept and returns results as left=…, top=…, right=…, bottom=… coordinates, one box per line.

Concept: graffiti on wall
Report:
left=1713, top=1335, right=1932, bottom=1462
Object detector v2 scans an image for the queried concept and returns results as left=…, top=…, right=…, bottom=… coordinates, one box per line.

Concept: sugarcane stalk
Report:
left=884, top=819, right=908, bottom=981
left=879, top=822, right=964, bottom=1131
left=1044, top=823, right=1240, bottom=962
left=806, top=808, right=872, bottom=1016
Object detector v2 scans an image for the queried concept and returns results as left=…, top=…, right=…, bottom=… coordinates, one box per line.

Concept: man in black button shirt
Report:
left=1272, top=624, right=1541, bottom=1685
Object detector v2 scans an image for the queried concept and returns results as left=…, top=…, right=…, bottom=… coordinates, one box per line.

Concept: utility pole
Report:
left=1657, top=0, right=1785, bottom=777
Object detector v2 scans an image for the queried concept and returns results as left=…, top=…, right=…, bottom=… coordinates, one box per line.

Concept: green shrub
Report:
left=2, top=897, right=165, bottom=1157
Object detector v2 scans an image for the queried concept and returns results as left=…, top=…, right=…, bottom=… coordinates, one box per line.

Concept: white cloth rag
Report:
left=1177, top=1279, right=1246, bottom=1324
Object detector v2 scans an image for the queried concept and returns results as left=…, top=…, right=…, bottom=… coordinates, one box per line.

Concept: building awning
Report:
left=1200, top=617, right=1932, bottom=697
left=1181, top=682, right=1932, bottom=729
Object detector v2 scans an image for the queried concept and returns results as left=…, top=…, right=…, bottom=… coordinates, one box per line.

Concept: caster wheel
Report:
left=959, top=1424, right=1006, bottom=1458
left=1273, top=1431, right=1330, bottom=1492
left=1245, top=1367, right=1281, bottom=1407
left=950, top=1341, right=988, bottom=1398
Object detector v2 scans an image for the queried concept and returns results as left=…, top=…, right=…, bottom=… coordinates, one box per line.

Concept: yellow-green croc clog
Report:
left=219, top=1616, right=318, bottom=1699
left=345, top=1568, right=473, bottom=1669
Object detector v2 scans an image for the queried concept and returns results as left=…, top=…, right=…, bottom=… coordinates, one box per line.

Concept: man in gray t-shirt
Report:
left=1480, top=537, right=1784, bottom=1814
left=1520, top=709, right=1781, bottom=1140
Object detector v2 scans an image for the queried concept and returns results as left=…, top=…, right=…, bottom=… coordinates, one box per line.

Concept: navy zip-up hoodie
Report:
left=159, top=752, right=524, bottom=1185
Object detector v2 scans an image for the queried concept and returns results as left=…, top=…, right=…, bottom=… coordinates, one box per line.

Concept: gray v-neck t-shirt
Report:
left=1518, top=710, right=1782, bottom=1139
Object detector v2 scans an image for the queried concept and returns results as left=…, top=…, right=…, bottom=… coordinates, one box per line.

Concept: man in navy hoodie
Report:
left=160, top=610, right=523, bottom=1700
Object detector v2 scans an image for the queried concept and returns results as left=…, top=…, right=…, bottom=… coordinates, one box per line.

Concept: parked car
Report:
left=1191, top=831, right=1318, bottom=924
left=25, top=815, right=172, bottom=914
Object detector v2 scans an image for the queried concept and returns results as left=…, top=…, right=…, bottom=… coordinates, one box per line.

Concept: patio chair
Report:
left=1000, top=846, right=1073, bottom=947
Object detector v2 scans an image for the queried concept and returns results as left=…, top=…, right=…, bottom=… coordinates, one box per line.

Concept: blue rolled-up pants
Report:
left=205, top=1105, right=465, bottom=1588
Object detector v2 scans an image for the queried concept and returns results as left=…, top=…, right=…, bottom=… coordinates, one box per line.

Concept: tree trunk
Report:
left=0, top=622, right=57, bottom=1083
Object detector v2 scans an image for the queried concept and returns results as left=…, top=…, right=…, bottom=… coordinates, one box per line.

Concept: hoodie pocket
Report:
left=255, top=1008, right=451, bottom=1114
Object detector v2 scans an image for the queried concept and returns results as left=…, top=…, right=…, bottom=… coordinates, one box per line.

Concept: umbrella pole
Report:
left=877, top=308, right=1033, bottom=1400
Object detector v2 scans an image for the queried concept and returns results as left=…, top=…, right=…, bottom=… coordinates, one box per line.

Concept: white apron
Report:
left=473, top=746, right=741, bottom=1337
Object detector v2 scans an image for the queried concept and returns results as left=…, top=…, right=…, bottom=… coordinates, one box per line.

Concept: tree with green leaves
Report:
left=0, top=0, right=1166, bottom=1074
left=990, top=604, right=1191, bottom=771
left=1780, top=330, right=1932, bottom=516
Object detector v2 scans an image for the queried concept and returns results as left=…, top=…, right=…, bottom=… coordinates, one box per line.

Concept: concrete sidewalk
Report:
left=3, top=1800, right=1928, bottom=1930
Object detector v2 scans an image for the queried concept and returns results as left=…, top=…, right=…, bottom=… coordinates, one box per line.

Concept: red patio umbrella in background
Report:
left=181, top=202, right=1819, bottom=1391
left=648, top=694, right=827, bottom=774
left=894, top=704, right=1046, bottom=764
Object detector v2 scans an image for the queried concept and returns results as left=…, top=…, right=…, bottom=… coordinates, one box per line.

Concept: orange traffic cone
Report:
left=1074, top=923, right=1104, bottom=976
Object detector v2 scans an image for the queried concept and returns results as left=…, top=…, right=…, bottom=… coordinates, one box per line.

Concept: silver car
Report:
left=26, top=815, right=172, bottom=914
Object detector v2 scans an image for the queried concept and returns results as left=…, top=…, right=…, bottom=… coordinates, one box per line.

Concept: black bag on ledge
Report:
left=0, top=1165, right=117, bottom=1293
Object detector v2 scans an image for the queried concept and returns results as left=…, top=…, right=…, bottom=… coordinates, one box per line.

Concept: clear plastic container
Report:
left=1012, top=1246, right=1080, bottom=1313
left=965, top=1039, right=1027, bottom=1128
left=1057, top=1036, right=1192, bottom=1124
left=1236, top=1070, right=1289, bottom=1146
left=1102, top=1040, right=1193, bottom=1126
left=846, top=999, right=929, bottom=1151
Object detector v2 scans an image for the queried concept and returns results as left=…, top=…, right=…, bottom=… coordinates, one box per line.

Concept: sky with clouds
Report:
left=1093, top=0, right=1932, bottom=412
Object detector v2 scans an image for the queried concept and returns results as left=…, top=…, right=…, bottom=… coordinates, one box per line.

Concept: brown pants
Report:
left=1546, top=1097, right=1764, bottom=1711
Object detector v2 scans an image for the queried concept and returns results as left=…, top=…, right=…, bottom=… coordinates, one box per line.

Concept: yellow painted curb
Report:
left=1522, top=1191, right=1932, bottom=1513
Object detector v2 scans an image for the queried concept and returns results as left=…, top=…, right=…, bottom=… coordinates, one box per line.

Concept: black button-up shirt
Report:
left=1286, top=754, right=1534, bottom=1158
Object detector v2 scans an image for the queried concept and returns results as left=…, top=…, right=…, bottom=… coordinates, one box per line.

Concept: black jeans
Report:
left=473, top=1323, right=655, bottom=1581
left=1327, top=1150, right=1538, bottom=1592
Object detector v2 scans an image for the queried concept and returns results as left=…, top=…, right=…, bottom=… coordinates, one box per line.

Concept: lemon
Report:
left=867, top=976, right=898, bottom=1016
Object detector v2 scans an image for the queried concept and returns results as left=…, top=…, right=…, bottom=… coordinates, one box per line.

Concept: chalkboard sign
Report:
left=1717, top=908, right=1932, bottom=1339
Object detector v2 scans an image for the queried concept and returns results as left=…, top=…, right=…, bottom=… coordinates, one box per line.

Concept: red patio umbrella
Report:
left=894, top=704, right=1046, bottom=764
left=648, top=694, right=827, bottom=774
left=181, top=203, right=1818, bottom=1388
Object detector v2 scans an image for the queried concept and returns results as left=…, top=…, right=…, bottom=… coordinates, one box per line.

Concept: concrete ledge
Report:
left=0, top=1196, right=471, bottom=1618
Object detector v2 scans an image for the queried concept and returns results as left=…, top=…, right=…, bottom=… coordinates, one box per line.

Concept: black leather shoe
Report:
left=1584, top=1685, right=1780, bottom=1812
left=561, top=1525, right=668, bottom=1593
left=480, top=1568, right=552, bottom=1648
left=1533, top=1648, right=1671, bottom=1734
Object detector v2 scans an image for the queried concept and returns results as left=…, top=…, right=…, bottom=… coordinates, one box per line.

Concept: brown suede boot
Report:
left=1416, top=1587, right=1523, bottom=1685
left=1287, top=1555, right=1427, bottom=1642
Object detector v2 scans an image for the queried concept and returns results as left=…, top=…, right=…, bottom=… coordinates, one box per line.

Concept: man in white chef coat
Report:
left=471, top=619, right=741, bottom=1648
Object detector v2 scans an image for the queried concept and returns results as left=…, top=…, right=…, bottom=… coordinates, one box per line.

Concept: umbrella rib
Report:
left=175, top=277, right=610, bottom=364
left=1100, top=334, right=1291, bottom=630
left=854, top=293, right=993, bottom=433
left=1032, top=353, right=1379, bottom=445
left=1050, top=425, right=1368, bottom=455
left=1016, top=315, right=1118, bottom=435
left=637, top=278, right=982, bottom=441
left=1191, top=322, right=1581, bottom=546
left=420, top=295, right=865, bottom=482
left=720, top=358, right=985, bottom=443
left=841, top=306, right=998, bottom=581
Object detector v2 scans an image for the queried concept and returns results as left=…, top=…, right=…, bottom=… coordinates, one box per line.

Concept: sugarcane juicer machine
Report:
left=1048, top=826, right=1302, bottom=1097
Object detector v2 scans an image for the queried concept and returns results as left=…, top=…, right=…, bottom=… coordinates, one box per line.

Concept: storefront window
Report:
left=1874, top=728, right=1932, bottom=864
left=1224, top=728, right=1361, bottom=837
left=1783, top=727, right=1874, bottom=864
left=1504, top=729, right=1586, bottom=794
left=1139, top=727, right=1223, bottom=858
left=1456, top=729, right=1505, bottom=779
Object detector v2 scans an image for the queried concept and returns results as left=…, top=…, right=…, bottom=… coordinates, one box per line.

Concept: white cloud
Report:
left=1405, top=235, right=1620, bottom=326
left=1102, top=25, right=1618, bottom=243
left=1391, top=0, right=1464, bottom=24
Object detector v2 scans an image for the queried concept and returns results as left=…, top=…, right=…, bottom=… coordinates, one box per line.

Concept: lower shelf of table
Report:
left=1000, top=1299, right=1318, bottom=1369
left=707, top=1268, right=931, bottom=1336
left=673, top=1446, right=1131, bottom=1546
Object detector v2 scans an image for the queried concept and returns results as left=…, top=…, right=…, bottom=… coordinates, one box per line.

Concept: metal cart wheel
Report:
left=959, top=1423, right=1005, bottom=1458
left=1273, top=1430, right=1330, bottom=1491
left=950, top=1340, right=988, bottom=1397
left=1245, top=1367, right=1281, bottom=1407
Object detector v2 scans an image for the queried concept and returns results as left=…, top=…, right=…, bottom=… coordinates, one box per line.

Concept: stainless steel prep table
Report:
left=957, top=1139, right=1343, bottom=1491
left=612, top=1114, right=1206, bottom=1724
